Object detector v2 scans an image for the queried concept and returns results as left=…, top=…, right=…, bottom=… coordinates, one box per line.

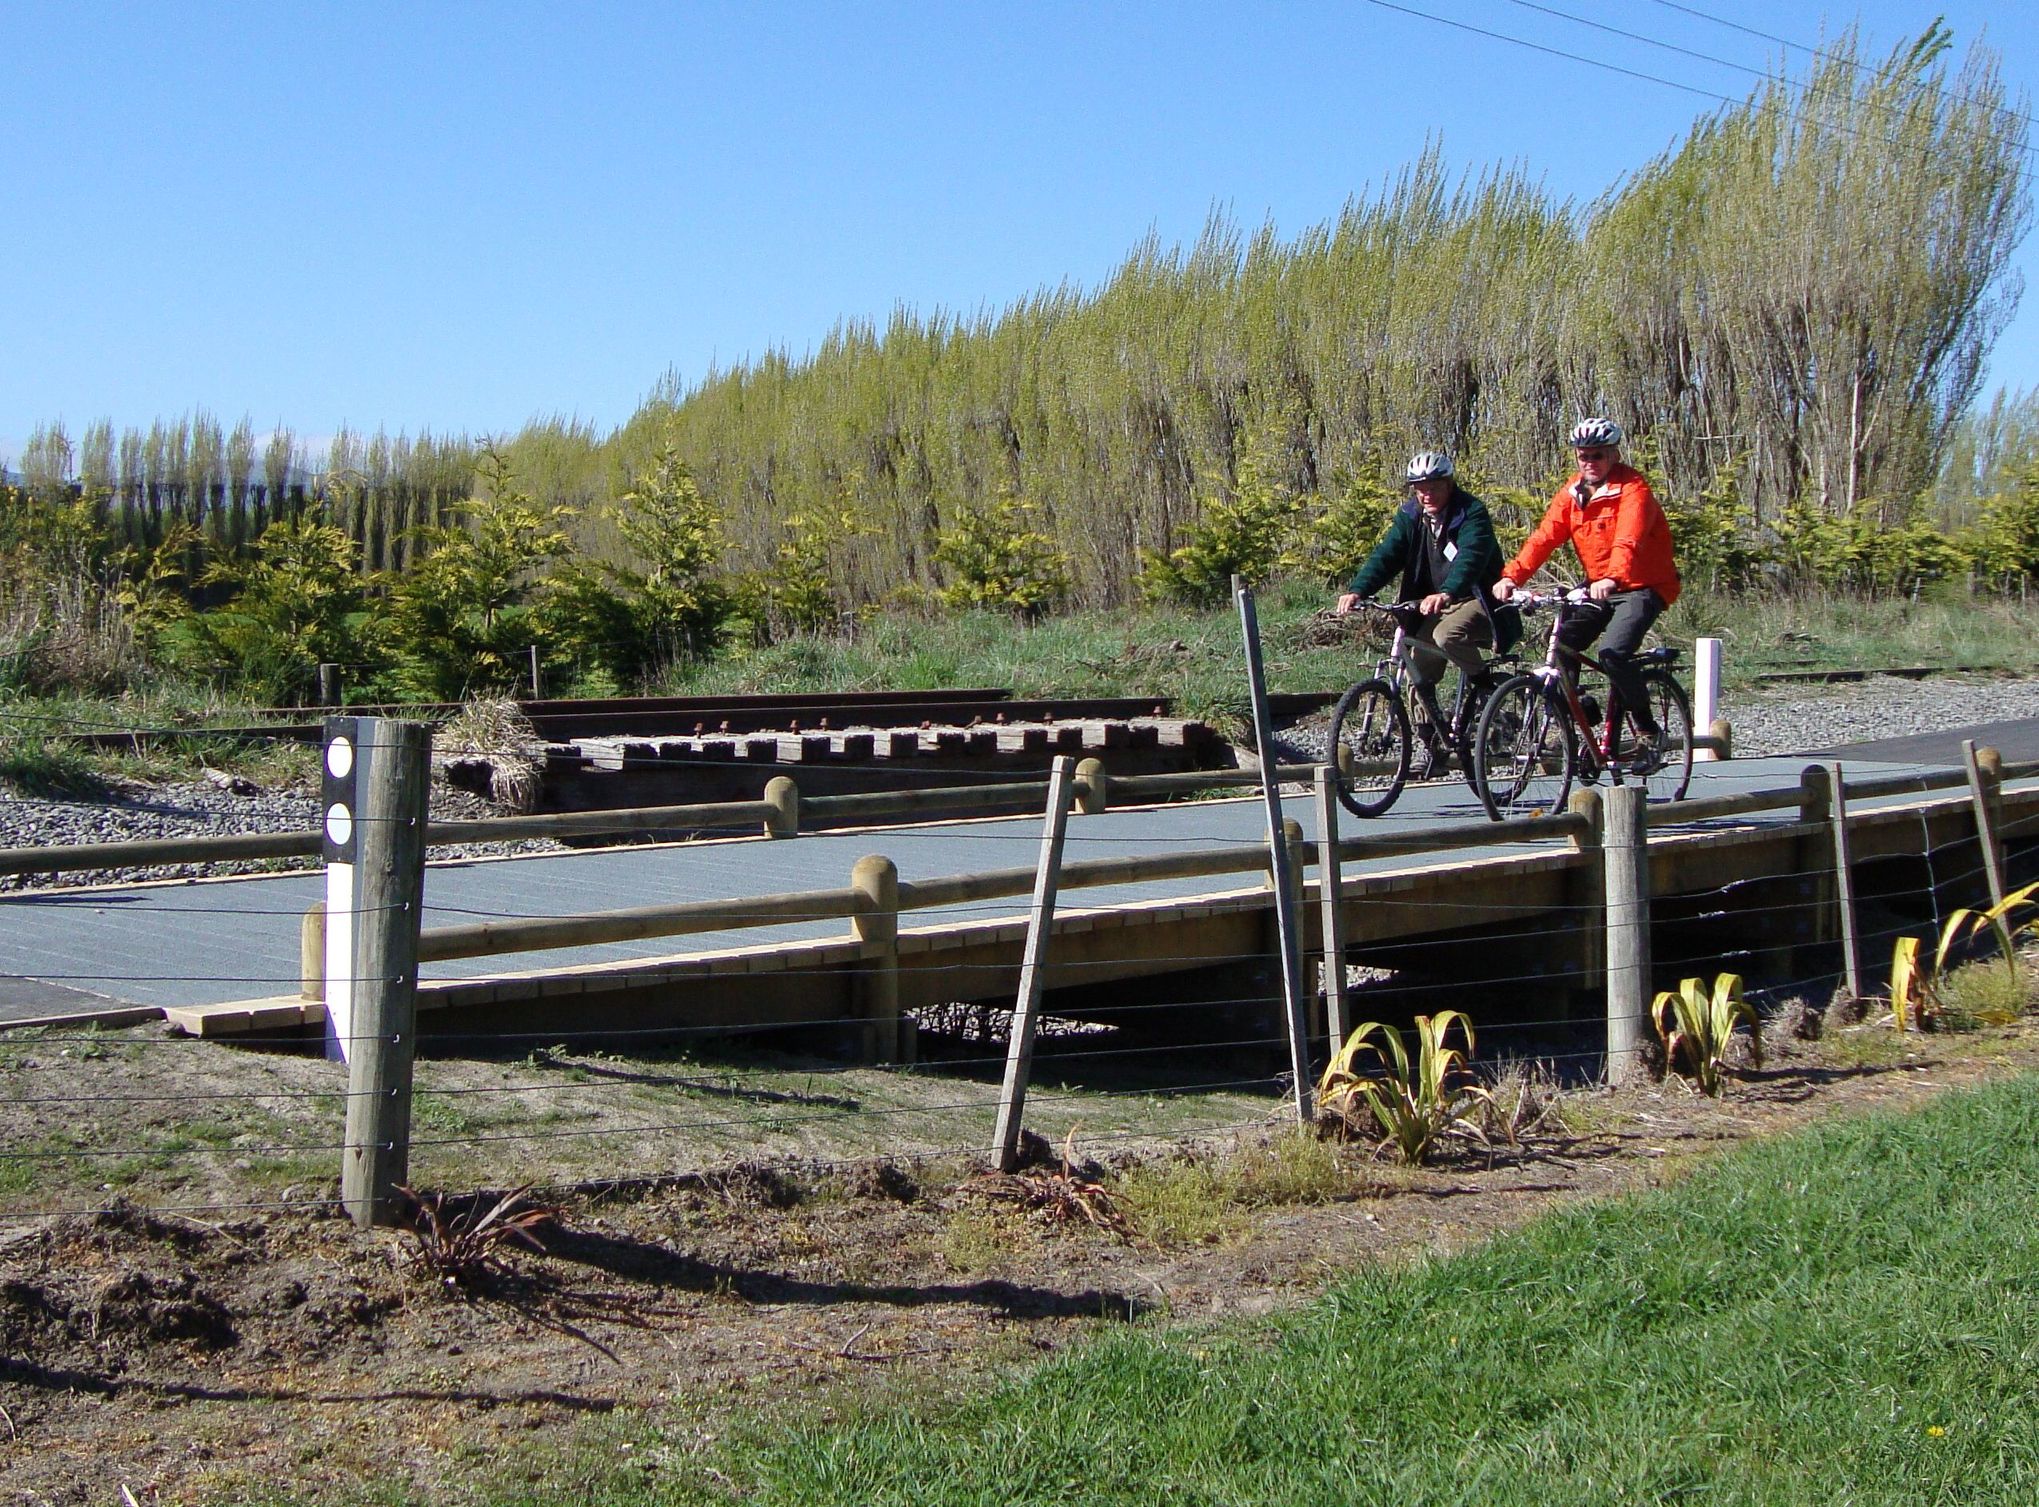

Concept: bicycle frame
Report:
left=1357, top=601, right=1490, bottom=745
left=1519, top=595, right=1629, bottom=772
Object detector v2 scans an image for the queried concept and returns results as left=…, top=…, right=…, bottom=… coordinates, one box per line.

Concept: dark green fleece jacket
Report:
left=1345, top=487, right=1504, bottom=605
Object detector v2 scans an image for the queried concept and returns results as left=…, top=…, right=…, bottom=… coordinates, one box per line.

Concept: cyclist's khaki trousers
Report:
left=1406, top=598, right=1493, bottom=694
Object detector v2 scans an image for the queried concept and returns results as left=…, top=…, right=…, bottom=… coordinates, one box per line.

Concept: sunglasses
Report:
left=1574, top=447, right=1615, bottom=460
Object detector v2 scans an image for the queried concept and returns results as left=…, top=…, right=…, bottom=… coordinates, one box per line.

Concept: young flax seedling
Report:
left=1890, top=880, right=2039, bottom=1032
left=1651, top=974, right=1761, bottom=1096
left=1315, top=1011, right=1489, bottom=1165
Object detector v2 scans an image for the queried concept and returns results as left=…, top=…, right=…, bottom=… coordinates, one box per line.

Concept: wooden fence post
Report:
left=1963, top=740, right=2007, bottom=910
left=1312, top=767, right=1350, bottom=1052
left=528, top=644, right=543, bottom=701
left=1233, top=576, right=1314, bottom=1124
left=1567, top=787, right=1605, bottom=1007
left=850, top=854, right=902, bottom=1063
left=1826, top=761, right=1864, bottom=1001
left=340, top=718, right=432, bottom=1230
left=1707, top=719, right=1732, bottom=761
left=1603, top=784, right=1650, bottom=1086
left=300, top=901, right=326, bottom=1002
left=317, top=662, right=341, bottom=707
left=1074, top=757, right=1108, bottom=815
left=991, top=757, right=1079, bottom=1171
left=763, top=775, right=800, bottom=838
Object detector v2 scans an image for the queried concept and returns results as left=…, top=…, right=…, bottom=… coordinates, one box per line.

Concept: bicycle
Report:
left=1470, top=587, right=1694, bottom=821
left=1324, top=599, right=1514, bottom=819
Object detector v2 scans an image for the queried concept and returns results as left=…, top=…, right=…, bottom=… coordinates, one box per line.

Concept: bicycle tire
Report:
left=1473, top=674, right=1575, bottom=821
left=1452, top=668, right=1510, bottom=766
left=1325, top=678, right=1411, bottom=819
left=1619, top=667, right=1695, bottom=804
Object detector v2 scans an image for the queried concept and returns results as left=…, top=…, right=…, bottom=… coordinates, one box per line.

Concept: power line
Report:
left=1355, top=0, right=2034, bottom=174
left=1360, top=0, right=1736, bottom=107
left=1635, top=0, right=2039, bottom=138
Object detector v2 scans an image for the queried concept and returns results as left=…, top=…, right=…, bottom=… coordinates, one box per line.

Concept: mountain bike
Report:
left=1324, top=600, right=1514, bottom=819
left=1470, top=588, right=1694, bottom=821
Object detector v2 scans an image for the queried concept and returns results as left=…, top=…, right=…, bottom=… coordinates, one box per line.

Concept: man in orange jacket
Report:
left=1491, top=418, right=1680, bottom=741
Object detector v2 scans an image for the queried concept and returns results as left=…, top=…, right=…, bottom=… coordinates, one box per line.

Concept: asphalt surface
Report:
left=1792, top=715, right=2039, bottom=767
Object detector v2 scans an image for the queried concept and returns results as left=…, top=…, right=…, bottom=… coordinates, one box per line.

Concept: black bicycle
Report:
left=1324, top=600, right=1513, bottom=819
left=1470, top=588, right=1694, bottom=821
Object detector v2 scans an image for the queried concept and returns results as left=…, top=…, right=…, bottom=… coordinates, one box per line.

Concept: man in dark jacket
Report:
left=1335, top=450, right=1507, bottom=764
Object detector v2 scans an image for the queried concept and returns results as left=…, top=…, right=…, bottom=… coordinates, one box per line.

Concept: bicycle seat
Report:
left=1638, top=646, right=1682, bottom=665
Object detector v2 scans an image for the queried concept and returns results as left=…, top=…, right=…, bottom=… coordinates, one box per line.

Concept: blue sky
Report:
left=2, top=1, right=2032, bottom=468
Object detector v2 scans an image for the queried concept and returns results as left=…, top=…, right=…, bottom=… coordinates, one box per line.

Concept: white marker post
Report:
left=1693, top=637, right=1722, bottom=762
left=322, top=721, right=360, bottom=1062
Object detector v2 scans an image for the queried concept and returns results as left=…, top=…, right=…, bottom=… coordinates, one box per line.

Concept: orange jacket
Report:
left=1501, top=464, right=1681, bottom=605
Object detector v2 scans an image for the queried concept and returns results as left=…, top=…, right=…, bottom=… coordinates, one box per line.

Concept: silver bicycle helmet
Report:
left=1406, top=450, right=1454, bottom=483
left=1568, top=417, right=1623, bottom=449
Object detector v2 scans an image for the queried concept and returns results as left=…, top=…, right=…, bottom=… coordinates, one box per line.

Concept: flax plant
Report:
left=1891, top=880, right=2039, bottom=1031
left=1316, top=1011, right=1489, bottom=1165
left=1651, top=974, right=1761, bottom=1096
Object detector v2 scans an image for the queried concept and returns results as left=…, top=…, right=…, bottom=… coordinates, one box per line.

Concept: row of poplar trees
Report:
left=13, top=26, right=2031, bottom=614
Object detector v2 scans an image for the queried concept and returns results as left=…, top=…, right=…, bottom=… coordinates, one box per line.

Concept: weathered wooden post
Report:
left=1603, top=784, right=1650, bottom=1086
left=528, top=644, right=543, bottom=701
left=763, top=775, right=800, bottom=838
left=1074, top=757, right=1108, bottom=815
left=1798, top=764, right=1836, bottom=976
left=1963, top=740, right=2007, bottom=910
left=1234, top=577, right=1314, bottom=1123
left=850, top=854, right=902, bottom=1063
left=1312, top=766, right=1351, bottom=1052
left=317, top=662, right=341, bottom=707
left=992, top=757, right=1079, bottom=1171
left=1826, top=761, right=1864, bottom=1001
left=328, top=717, right=432, bottom=1229
left=1567, top=787, right=1605, bottom=1011
left=300, top=901, right=326, bottom=1002
left=1707, top=719, right=1732, bottom=761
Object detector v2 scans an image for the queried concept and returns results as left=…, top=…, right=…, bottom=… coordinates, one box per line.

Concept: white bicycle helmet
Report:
left=1568, top=417, right=1624, bottom=449
left=1405, top=450, right=1454, bottom=483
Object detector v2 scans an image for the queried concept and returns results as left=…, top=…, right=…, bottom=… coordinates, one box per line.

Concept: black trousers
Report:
left=1555, top=588, right=1665, bottom=730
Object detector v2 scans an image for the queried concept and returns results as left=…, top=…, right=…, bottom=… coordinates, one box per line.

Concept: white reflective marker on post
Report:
left=322, top=729, right=358, bottom=1063
left=1693, top=638, right=1722, bottom=762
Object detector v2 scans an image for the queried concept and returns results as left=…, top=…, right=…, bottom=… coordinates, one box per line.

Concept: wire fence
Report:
left=2, top=736, right=2034, bottom=1231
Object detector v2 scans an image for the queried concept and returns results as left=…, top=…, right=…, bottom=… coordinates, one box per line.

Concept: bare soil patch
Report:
left=3, top=1009, right=2038, bottom=1504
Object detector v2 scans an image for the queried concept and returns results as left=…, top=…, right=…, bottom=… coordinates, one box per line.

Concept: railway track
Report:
left=57, top=687, right=1336, bottom=749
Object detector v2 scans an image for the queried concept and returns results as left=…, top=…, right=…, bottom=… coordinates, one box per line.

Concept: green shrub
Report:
left=933, top=492, right=1070, bottom=617
left=166, top=512, right=367, bottom=704
left=370, top=444, right=574, bottom=699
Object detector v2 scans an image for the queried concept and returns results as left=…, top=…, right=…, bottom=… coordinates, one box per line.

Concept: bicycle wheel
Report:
left=1615, top=668, right=1695, bottom=804
left=1451, top=668, right=1510, bottom=768
left=1473, top=674, right=1575, bottom=821
left=1325, top=678, right=1411, bottom=818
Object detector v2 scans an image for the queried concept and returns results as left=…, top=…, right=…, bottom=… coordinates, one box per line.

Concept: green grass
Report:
left=692, top=1072, right=2039, bottom=1505
left=1674, top=584, right=2039, bottom=683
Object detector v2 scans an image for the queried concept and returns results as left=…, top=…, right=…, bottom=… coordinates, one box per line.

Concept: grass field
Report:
left=695, top=1071, right=2039, bottom=1506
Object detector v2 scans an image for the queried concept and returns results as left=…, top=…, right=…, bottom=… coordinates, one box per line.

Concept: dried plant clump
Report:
left=963, top=1129, right=1136, bottom=1240
left=397, top=1185, right=559, bottom=1293
left=434, top=697, right=545, bottom=811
